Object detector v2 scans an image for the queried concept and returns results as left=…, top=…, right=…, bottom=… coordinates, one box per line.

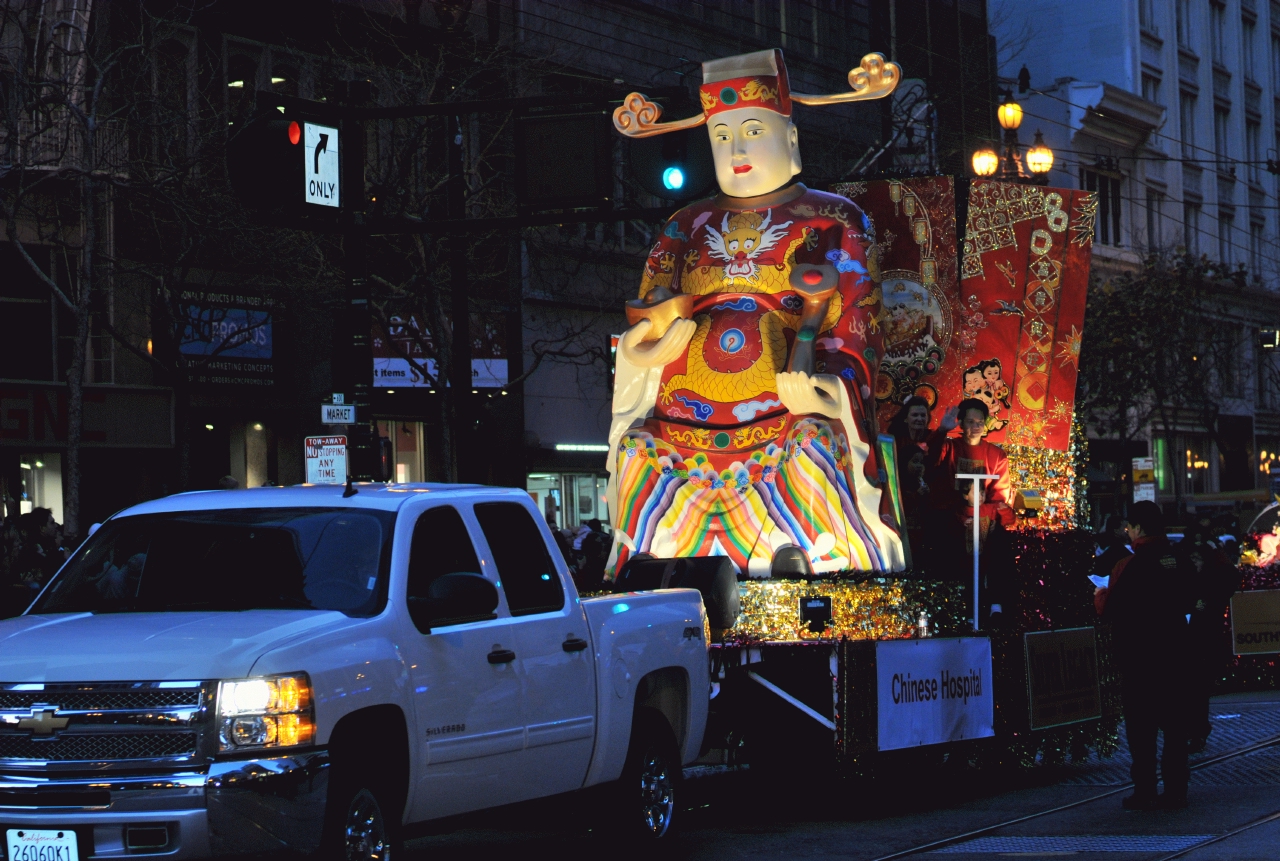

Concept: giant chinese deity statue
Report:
left=606, top=49, right=908, bottom=577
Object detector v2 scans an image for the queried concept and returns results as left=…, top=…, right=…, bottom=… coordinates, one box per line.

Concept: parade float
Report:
left=605, top=49, right=1110, bottom=775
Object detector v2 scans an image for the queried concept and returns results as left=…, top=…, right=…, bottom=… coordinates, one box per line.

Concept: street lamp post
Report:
left=972, top=94, right=1053, bottom=184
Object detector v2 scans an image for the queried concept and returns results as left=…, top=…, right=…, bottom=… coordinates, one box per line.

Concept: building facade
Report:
left=0, top=0, right=997, bottom=538
left=993, top=0, right=1280, bottom=526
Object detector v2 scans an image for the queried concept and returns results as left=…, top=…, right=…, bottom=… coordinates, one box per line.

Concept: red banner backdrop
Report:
left=831, top=177, right=960, bottom=431
left=957, top=181, right=1096, bottom=451
left=835, top=178, right=1096, bottom=452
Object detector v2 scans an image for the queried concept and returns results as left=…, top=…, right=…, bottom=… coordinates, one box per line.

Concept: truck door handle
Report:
left=487, top=648, right=517, bottom=664
left=562, top=636, right=589, bottom=652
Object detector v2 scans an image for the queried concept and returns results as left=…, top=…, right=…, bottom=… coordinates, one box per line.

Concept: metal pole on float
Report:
left=956, top=473, right=998, bottom=632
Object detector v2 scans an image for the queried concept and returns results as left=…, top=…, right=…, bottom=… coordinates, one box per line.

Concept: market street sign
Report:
left=1024, top=627, right=1101, bottom=730
left=1231, top=589, right=1280, bottom=655
left=304, top=122, right=339, bottom=207
left=305, top=435, right=347, bottom=484
left=321, top=403, right=356, bottom=424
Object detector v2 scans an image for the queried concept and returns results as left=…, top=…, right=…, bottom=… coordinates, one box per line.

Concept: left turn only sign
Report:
left=304, top=122, right=339, bottom=207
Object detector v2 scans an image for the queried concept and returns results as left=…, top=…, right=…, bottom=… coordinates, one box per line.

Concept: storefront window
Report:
left=1259, top=437, right=1280, bottom=489
left=1183, top=436, right=1212, bottom=496
left=527, top=472, right=609, bottom=531
left=17, top=453, right=62, bottom=522
left=376, top=420, right=425, bottom=483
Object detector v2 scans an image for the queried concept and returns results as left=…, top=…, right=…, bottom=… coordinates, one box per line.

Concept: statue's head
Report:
left=612, top=49, right=901, bottom=198
left=699, top=51, right=801, bottom=198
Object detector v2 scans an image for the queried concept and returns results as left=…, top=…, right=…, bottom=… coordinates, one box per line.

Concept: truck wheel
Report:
left=322, top=782, right=399, bottom=861
left=618, top=708, right=681, bottom=839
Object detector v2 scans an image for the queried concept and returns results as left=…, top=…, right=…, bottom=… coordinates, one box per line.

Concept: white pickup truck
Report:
left=0, top=484, right=710, bottom=861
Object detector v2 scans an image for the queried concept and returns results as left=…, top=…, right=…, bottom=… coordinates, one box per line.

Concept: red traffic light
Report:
left=287, top=121, right=301, bottom=145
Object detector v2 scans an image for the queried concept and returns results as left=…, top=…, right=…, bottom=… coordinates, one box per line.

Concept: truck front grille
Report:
left=0, top=681, right=210, bottom=769
left=0, top=732, right=199, bottom=762
left=0, top=690, right=201, bottom=711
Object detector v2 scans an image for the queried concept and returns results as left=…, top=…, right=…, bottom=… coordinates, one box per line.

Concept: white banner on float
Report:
left=876, top=637, right=995, bottom=751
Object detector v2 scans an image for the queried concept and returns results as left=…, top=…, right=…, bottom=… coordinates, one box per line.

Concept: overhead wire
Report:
left=491, top=0, right=873, bottom=92
left=492, top=0, right=1280, bottom=268
left=1021, top=85, right=1280, bottom=208
left=998, top=101, right=1280, bottom=267
left=1049, top=151, right=1274, bottom=269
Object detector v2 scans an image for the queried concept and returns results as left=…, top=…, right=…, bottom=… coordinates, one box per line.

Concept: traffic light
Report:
left=628, top=125, right=715, bottom=202
left=226, top=111, right=304, bottom=216
left=227, top=108, right=348, bottom=224
left=515, top=111, right=613, bottom=213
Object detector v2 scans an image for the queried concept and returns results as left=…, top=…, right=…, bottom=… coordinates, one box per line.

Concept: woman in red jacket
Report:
left=927, top=397, right=1015, bottom=531
left=926, top=397, right=1016, bottom=621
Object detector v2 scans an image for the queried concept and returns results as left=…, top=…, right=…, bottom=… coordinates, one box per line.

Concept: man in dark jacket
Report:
left=1177, top=527, right=1240, bottom=752
left=1094, top=515, right=1132, bottom=579
left=1094, top=501, right=1194, bottom=810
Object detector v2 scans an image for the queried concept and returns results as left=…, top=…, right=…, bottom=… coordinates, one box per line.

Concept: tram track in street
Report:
left=867, top=731, right=1280, bottom=860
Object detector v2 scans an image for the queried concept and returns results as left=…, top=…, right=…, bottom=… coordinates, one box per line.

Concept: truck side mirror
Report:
left=409, top=572, right=498, bottom=630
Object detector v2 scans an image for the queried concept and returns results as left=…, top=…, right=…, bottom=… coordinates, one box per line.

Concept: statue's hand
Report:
left=618, top=318, right=696, bottom=368
left=776, top=371, right=847, bottom=419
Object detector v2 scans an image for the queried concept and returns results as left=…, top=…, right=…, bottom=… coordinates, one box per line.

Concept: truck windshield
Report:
left=29, top=508, right=395, bottom=616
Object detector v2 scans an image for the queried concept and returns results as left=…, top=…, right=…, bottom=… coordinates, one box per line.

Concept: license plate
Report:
left=5, top=829, right=78, bottom=861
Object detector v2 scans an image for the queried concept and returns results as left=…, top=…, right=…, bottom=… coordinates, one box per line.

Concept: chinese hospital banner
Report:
left=834, top=179, right=1096, bottom=452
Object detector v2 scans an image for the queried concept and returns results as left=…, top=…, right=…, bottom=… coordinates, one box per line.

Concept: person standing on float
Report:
left=606, top=49, right=906, bottom=578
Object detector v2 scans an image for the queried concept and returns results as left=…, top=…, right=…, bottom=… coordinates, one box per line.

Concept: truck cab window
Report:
left=474, top=502, right=564, bottom=616
left=406, top=505, right=483, bottom=631
left=31, top=508, right=394, bottom=616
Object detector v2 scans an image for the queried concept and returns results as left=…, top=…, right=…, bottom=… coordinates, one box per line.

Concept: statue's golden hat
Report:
left=613, top=48, right=902, bottom=139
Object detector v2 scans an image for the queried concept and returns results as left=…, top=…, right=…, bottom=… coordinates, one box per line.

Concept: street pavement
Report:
left=400, top=693, right=1280, bottom=860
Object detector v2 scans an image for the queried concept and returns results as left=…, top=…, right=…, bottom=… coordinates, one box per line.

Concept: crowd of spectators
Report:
left=1, top=506, right=67, bottom=618
left=545, top=515, right=610, bottom=595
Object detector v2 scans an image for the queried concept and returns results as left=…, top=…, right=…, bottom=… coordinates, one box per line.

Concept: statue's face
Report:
left=708, top=107, right=801, bottom=198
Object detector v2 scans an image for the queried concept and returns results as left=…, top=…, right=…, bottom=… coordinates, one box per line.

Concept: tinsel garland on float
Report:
left=1004, top=419, right=1092, bottom=533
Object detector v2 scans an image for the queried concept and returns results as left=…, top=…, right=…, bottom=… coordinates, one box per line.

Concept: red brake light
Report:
left=287, top=121, right=301, bottom=145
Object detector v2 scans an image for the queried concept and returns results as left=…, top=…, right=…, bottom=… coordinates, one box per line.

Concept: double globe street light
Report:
left=971, top=95, right=1054, bottom=183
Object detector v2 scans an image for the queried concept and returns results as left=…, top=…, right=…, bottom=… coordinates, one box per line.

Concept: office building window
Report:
left=1219, top=212, right=1235, bottom=264
left=1244, top=19, right=1257, bottom=81
left=1080, top=169, right=1123, bottom=246
left=1251, top=220, right=1264, bottom=278
left=1210, top=2, right=1226, bottom=65
left=1142, top=74, right=1160, bottom=104
left=1180, top=91, right=1196, bottom=158
left=1274, top=34, right=1280, bottom=90
left=1139, top=0, right=1156, bottom=32
left=1184, top=201, right=1201, bottom=253
left=1215, top=106, right=1231, bottom=172
left=1177, top=0, right=1193, bottom=49
left=1146, top=190, right=1165, bottom=248
left=1248, top=120, right=1261, bottom=183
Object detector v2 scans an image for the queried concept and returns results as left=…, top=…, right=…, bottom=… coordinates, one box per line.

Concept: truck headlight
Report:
left=217, top=673, right=315, bottom=751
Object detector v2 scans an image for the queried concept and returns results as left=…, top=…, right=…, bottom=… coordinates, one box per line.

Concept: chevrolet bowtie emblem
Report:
left=17, top=707, right=69, bottom=735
